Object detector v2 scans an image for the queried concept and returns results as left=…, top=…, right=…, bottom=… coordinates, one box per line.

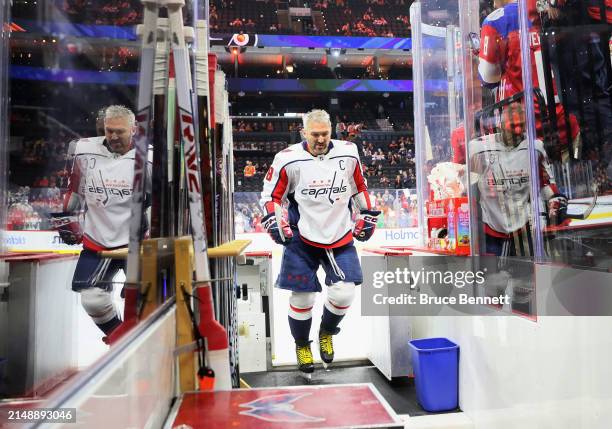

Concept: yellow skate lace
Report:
left=319, top=333, right=333, bottom=355
left=297, top=345, right=313, bottom=364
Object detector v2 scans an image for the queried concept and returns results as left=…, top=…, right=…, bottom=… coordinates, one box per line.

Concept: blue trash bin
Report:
left=408, top=337, right=459, bottom=412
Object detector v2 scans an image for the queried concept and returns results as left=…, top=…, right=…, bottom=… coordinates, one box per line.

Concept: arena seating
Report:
left=211, top=0, right=280, bottom=34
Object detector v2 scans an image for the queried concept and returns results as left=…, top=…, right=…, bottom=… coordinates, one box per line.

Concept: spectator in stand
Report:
left=236, top=208, right=250, bottom=234
left=382, top=189, right=395, bottom=204
left=398, top=142, right=407, bottom=157
left=393, top=175, right=402, bottom=189
left=401, top=171, right=411, bottom=188
left=252, top=210, right=264, bottom=232
left=335, top=118, right=346, bottom=139
left=244, top=160, right=256, bottom=178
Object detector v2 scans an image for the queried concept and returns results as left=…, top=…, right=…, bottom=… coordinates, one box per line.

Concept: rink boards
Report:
left=165, top=383, right=402, bottom=429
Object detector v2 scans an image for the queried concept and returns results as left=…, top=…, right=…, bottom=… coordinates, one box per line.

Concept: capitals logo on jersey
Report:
left=81, top=166, right=133, bottom=206
left=261, top=140, right=369, bottom=247
left=66, top=136, right=151, bottom=249
left=469, top=133, right=558, bottom=234
left=300, top=172, right=348, bottom=204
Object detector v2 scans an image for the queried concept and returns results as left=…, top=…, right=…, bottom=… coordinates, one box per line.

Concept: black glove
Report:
left=262, top=212, right=293, bottom=245
left=50, top=213, right=83, bottom=245
left=353, top=210, right=381, bottom=242
left=547, top=194, right=568, bottom=226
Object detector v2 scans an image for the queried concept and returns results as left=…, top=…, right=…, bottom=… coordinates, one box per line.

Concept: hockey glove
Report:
left=50, top=212, right=83, bottom=245
left=547, top=194, right=568, bottom=226
left=262, top=212, right=293, bottom=245
left=353, top=210, right=381, bottom=242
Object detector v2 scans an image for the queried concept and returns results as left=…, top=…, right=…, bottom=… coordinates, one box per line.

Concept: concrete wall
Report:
left=407, top=264, right=612, bottom=429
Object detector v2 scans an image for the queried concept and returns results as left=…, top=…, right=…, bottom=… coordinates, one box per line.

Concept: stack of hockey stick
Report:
left=118, top=0, right=234, bottom=390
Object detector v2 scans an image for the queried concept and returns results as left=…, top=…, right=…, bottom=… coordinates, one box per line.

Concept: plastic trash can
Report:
left=408, top=337, right=459, bottom=412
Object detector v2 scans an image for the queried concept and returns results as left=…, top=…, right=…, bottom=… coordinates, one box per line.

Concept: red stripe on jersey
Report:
left=290, top=305, right=313, bottom=313
left=83, top=235, right=108, bottom=252
left=300, top=230, right=353, bottom=249
left=64, top=157, right=82, bottom=210
left=538, top=154, right=559, bottom=195
left=63, top=191, right=73, bottom=212
left=352, top=161, right=367, bottom=194
left=264, top=201, right=276, bottom=215
left=588, top=3, right=612, bottom=23
left=484, top=224, right=511, bottom=238
left=82, top=235, right=127, bottom=252
left=328, top=300, right=350, bottom=310
left=271, top=167, right=289, bottom=204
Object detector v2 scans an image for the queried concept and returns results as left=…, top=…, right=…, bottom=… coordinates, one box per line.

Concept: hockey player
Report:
left=469, top=100, right=569, bottom=312
left=478, top=0, right=582, bottom=162
left=260, top=109, right=380, bottom=377
left=51, top=105, right=151, bottom=338
left=468, top=100, right=567, bottom=256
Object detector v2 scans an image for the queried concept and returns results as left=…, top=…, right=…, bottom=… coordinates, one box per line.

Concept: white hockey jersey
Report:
left=260, top=140, right=371, bottom=248
left=65, top=136, right=151, bottom=250
left=468, top=133, right=557, bottom=235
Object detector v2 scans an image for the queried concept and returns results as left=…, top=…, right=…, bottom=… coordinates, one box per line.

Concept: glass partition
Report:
left=1, top=0, right=10, bottom=401
left=411, top=0, right=470, bottom=255
left=30, top=301, right=176, bottom=429
left=518, top=0, right=611, bottom=271
left=2, top=0, right=201, bottom=401
left=457, top=0, right=611, bottom=271
left=412, top=0, right=611, bottom=316
left=235, top=189, right=419, bottom=234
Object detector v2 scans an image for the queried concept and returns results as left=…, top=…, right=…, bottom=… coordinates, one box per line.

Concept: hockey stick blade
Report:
left=274, top=203, right=286, bottom=243
left=568, top=201, right=612, bottom=206
left=565, top=186, right=598, bottom=220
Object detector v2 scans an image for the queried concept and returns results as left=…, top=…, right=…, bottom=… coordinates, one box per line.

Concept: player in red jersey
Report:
left=478, top=0, right=582, bottom=162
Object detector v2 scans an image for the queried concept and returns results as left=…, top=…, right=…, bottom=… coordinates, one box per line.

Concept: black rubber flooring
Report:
left=241, top=362, right=461, bottom=417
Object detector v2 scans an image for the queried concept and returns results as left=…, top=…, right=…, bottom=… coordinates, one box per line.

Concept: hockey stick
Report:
left=167, top=0, right=231, bottom=390
left=121, top=0, right=158, bottom=334
left=570, top=201, right=612, bottom=206
left=274, top=202, right=286, bottom=243
left=564, top=186, right=598, bottom=220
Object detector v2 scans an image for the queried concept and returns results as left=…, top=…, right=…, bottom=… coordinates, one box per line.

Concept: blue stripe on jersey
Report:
left=483, top=3, right=519, bottom=38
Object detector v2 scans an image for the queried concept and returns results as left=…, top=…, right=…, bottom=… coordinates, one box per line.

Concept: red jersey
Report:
left=478, top=1, right=580, bottom=155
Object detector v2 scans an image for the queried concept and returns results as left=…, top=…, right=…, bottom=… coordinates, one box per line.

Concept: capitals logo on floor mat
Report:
left=239, top=392, right=325, bottom=423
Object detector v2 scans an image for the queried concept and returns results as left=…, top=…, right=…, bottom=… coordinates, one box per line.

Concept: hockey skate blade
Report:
left=299, top=372, right=313, bottom=381
left=322, top=362, right=331, bottom=371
